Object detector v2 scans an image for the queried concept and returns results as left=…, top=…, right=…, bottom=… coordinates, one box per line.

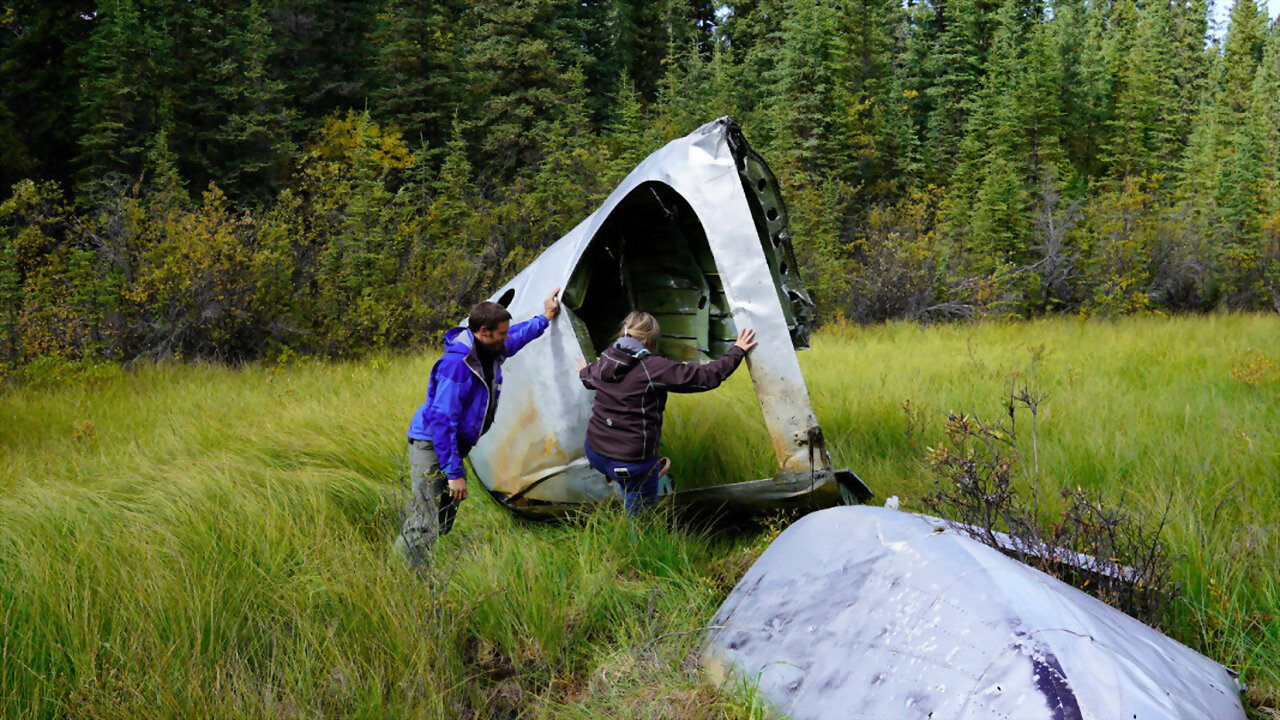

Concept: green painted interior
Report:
left=562, top=139, right=815, bottom=362
left=562, top=182, right=735, bottom=362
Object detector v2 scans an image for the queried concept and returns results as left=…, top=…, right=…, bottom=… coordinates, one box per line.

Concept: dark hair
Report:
left=468, top=301, right=512, bottom=332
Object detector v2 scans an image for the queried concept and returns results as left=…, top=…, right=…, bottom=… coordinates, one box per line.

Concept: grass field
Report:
left=2, top=314, right=1277, bottom=718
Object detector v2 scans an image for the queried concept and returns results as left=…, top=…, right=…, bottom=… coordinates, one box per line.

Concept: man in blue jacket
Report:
left=400, top=288, right=561, bottom=564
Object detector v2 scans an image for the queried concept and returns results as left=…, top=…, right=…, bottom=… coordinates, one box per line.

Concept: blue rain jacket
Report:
left=406, top=314, right=549, bottom=478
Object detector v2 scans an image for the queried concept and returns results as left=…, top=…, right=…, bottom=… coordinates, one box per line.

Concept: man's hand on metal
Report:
left=544, top=287, right=562, bottom=320
left=447, top=476, right=468, bottom=500
left=734, top=328, right=758, bottom=353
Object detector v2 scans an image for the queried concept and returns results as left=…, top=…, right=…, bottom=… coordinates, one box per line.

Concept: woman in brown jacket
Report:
left=578, top=311, right=757, bottom=513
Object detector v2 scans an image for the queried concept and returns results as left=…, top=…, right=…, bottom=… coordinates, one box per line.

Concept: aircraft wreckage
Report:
left=455, top=120, right=1246, bottom=717
left=704, top=506, right=1246, bottom=720
left=465, top=117, right=871, bottom=518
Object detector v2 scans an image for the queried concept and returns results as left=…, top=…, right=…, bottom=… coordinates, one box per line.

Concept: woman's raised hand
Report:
left=733, top=328, right=758, bottom=353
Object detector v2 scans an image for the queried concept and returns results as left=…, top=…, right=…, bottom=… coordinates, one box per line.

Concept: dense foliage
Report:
left=1, top=1, right=1278, bottom=369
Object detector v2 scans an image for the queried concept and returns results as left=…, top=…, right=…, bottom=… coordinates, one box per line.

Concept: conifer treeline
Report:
left=1, top=0, right=1277, bottom=368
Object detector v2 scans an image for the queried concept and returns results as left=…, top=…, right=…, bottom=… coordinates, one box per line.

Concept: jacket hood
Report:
left=443, top=326, right=474, bottom=356
left=598, top=336, right=649, bottom=382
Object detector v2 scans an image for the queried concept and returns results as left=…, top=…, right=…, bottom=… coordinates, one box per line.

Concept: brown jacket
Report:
left=580, top=336, right=746, bottom=461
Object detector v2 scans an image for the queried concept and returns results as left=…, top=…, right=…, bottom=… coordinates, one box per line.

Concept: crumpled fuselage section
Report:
left=467, top=118, right=867, bottom=518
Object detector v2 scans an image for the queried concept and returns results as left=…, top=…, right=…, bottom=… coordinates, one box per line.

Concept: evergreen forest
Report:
left=2, top=0, right=1278, bottom=371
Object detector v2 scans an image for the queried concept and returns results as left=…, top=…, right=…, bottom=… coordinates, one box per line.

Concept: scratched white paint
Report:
left=704, top=506, right=1245, bottom=720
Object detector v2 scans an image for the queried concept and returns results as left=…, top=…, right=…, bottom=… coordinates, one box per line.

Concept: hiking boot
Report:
left=398, top=506, right=438, bottom=570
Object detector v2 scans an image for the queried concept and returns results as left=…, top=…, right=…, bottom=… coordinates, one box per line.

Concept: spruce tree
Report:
left=1104, top=0, right=1182, bottom=176
left=653, top=32, right=714, bottom=140
left=705, top=41, right=744, bottom=124
left=896, top=0, right=944, bottom=184
left=602, top=69, right=653, bottom=180
left=1218, top=0, right=1269, bottom=118
left=261, top=0, right=379, bottom=138
left=756, top=0, right=843, bottom=180
left=1169, top=0, right=1211, bottom=142
left=430, top=120, right=479, bottom=242
left=0, top=0, right=96, bottom=191
left=461, top=0, right=591, bottom=179
left=718, top=0, right=776, bottom=59
left=950, top=0, right=1035, bottom=263
left=832, top=0, right=905, bottom=193
left=74, top=0, right=167, bottom=202
left=1210, top=0, right=1270, bottom=248
left=1177, top=55, right=1226, bottom=207
left=211, top=1, right=294, bottom=203
left=525, top=64, right=610, bottom=247
left=581, top=0, right=674, bottom=111
left=1218, top=21, right=1279, bottom=237
left=1217, top=101, right=1265, bottom=238
left=1254, top=24, right=1280, bottom=203
left=143, top=99, right=187, bottom=208
left=1050, top=0, right=1110, bottom=182
left=1259, top=24, right=1280, bottom=306
left=720, top=0, right=786, bottom=118
left=1018, top=23, right=1067, bottom=187
left=409, top=118, right=487, bottom=328
left=367, top=0, right=466, bottom=153
left=924, top=0, right=1001, bottom=181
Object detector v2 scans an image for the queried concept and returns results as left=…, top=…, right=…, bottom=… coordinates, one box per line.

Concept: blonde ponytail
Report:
left=618, top=311, right=661, bottom=353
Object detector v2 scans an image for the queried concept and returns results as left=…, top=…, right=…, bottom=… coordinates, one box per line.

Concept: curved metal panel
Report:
left=466, top=118, right=852, bottom=514
left=704, top=506, right=1245, bottom=720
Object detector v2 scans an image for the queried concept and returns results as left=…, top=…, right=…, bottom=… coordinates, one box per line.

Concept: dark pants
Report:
left=399, top=438, right=459, bottom=564
left=584, top=441, right=660, bottom=515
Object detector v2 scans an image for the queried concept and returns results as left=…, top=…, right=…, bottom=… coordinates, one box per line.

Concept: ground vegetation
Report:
left=2, top=316, right=1275, bottom=716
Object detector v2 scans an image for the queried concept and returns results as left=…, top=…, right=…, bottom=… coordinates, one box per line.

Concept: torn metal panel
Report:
left=704, top=506, right=1245, bottom=720
left=934, top=515, right=1147, bottom=586
left=465, top=118, right=867, bottom=517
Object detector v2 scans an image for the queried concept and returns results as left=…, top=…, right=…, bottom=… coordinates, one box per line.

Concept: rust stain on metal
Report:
left=482, top=388, right=571, bottom=496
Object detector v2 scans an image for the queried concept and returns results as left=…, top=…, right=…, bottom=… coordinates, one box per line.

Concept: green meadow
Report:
left=2, top=314, right=1276, bottom=718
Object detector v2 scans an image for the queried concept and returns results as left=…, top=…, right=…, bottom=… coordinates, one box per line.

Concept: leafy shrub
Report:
left=1256, top=206, right=1280, bottom=313
left=0, top=180, right=69, bottom=364
left=918, top=355, right=1178, bottom=625
left=838, top=186, right=986, bottom=323
left=1077, top=176, right=1161, bottom=316
left=843, top=187, right=940, bottom=321
left=127, top=185, right=293, bottom=360
left=1147, top=201, right=1215, bottom=311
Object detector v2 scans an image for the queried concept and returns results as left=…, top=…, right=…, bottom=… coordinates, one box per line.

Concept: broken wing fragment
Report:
left=465, top=118, right=871, bottom=518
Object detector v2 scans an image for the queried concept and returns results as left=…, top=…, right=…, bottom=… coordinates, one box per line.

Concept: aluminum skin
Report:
left=703, top=506, right=1245, bottom=720
left=463, top=118, right=869, bottom=517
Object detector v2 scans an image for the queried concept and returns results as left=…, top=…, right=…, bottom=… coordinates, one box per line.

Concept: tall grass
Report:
left=2, top=314, right=1276, bottom=717
left=0, top=357, right=769, bottom=719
